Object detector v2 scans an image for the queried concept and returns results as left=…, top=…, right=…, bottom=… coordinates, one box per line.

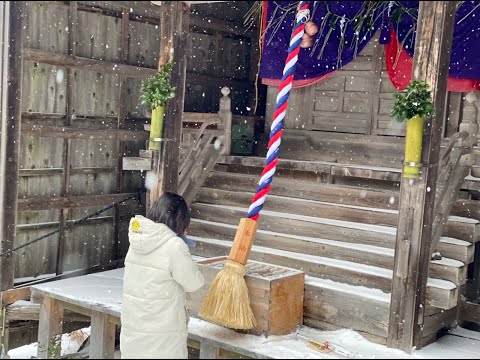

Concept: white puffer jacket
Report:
left=120, top=215, right=204, bottom=359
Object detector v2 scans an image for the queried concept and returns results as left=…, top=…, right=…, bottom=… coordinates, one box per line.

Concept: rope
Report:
left=247, top=1, right=310, bottom=221
left=0, top=189, right=145, bottom=259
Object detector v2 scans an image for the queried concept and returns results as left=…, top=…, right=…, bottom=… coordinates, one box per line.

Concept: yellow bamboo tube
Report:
left=149, top=106, right=164, bottom=151
left=403, top=115, right=424, bottom=179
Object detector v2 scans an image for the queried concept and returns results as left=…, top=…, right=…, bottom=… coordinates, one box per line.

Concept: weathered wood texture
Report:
left=37, top=297, right=64, bottom=359
left=13, top=0, right=254, bottom=281
left=388, top=1, right=456, bottom=352
left=148, top=1, right=191, bottom=208
left=0, top=1, right=23, bottom=291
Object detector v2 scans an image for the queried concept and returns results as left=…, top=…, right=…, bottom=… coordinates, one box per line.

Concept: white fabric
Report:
left=120, top=215, right=205, bottom=359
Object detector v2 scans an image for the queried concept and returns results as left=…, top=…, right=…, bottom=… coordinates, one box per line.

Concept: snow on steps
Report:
left=190, top=203, right=475, bottom=263
left=207, top=170, right=480, bottom=221
left=189, top=235, right=458, bottom=311
left=189, top=218, right=467, bottom=286
left=197, top=187, right=479, bottom=240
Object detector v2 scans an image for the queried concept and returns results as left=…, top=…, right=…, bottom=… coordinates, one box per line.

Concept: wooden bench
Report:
left=27, top=269, right=320, bottom=359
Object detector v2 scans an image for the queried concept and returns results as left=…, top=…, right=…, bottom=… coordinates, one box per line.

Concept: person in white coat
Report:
left=120, top=192, right=205, bottom=359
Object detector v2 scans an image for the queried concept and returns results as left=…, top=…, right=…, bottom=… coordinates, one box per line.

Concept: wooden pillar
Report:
left=387, top=1, right=456, bottom=352
left=149, top=1, right=190, bottom=206
left=0, top=0, right=22, bottom=292
left=56, top=1, right=77, bottom=276
left=111, top=7, right=130, bottom=263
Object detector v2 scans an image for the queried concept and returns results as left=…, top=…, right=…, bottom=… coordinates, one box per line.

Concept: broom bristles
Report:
left=199, top=260, right=256, bottom=330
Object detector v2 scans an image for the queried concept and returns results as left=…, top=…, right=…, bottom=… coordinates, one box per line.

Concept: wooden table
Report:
left=28, top=268, right=323, bottom=359
left=31, top=269, right=123, bottom=359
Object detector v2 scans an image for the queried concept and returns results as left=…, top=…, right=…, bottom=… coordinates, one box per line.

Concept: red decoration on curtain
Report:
left=385, top=27, right=480, bottom=92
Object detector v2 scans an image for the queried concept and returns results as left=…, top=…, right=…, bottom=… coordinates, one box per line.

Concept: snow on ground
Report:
left=6, top=323, right=479, bottom=359
left=8, top=328, right=90, bottom=359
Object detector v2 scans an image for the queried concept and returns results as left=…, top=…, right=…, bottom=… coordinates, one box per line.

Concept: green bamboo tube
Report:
left=149, top=106, right=164, bottom=151
left=403, top=115, right=424, bottom=179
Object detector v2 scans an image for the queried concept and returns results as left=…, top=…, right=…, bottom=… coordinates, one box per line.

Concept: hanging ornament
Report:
left=300, top=33, right=313, bottom=48
left=305, top=21, right=318, bottom=36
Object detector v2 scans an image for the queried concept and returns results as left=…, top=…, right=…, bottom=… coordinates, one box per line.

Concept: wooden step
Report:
left=196, top=188, right=480, bottom=242
left=206, top=171, right=480, bottom=220
left=205, top=171, right=398, bottom=210
left=218, top=155, right=480, bottom=193
left=218, top=156, right=402, bottom=182
left=189, top=219, right=466, bottom=286
left=303, top=277, right=389, bottom=339
left=190, top=203, right=474, bottom=264
left=191, top=202, right=397, bottom=248
left=189, top=235, right=458, bottom=310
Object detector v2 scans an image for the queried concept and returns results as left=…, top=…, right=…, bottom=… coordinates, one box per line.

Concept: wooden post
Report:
left=90, top=311, right=116, bottom=359
left=148, top=1, right=190, bottom=206
left=387, top=1, right=456, bottom=352
left=56, top=1, right=77, bottom=276
left=199, top=340, right=220, bottom=359
left=218, top=87, right=232, bottom=156
left=112, top=7, right=130, bottom=263
left=0, top=0, right=22, bottom=292
left=37, top=297, right=64, bottom=359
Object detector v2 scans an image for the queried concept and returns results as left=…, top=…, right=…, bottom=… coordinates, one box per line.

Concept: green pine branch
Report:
left=140, top=62, right=176, bottom=110
left=390, top=80, right=434, bottom=123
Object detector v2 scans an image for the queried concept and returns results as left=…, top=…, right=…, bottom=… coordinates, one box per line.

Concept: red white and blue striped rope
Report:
left=247, top=1, right=310, bottom=221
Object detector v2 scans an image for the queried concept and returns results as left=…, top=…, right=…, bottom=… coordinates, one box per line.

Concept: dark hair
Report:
left=146, top=192, right=190, bottom=235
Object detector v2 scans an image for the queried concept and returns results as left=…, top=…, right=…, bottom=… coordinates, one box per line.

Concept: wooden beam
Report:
left=17, top=193, right=139, bottom=211
left=21, top=124, right=148, bottom=141
left=5, top=301, right=90, bottom=323
left=100, top=1, right=160, bottom=15
left=56, top=0, right=77, bottom=277
left=22, top=48, right=157, bottom=78
left=19, top=167, right=115, bottom=177
left=0, top=1, right=22, bottom=292
left=112, top=6, right=131, bottom=264
left=0, top=287, right=31, bottom=307
left=387, top=1, right=456, bottom=352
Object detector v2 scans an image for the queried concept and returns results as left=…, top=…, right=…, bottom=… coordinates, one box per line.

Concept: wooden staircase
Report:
left=185, top=154, right=480, bottom=343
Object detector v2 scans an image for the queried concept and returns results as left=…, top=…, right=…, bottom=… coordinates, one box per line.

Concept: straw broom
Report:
left=199, top=218, right=258, bottom=329
left=198, top=1, right=311, bottom=330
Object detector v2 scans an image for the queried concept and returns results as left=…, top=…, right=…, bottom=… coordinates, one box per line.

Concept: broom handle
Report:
left=246, top=1, right=310, bottom=222
left=228, top=218, right=258, bottom=266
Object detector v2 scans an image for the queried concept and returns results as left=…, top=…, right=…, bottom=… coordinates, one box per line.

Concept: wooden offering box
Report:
left=188, top=257, right=305, bottom=337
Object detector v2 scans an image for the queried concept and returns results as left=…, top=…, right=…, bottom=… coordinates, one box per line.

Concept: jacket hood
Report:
left=128, top=215, right=177, bottom=255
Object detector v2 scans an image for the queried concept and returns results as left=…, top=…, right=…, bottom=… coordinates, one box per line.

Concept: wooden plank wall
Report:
left=14, top=1, right=257, bottom=281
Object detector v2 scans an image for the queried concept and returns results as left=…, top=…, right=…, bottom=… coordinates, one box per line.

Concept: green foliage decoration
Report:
left=140, top=62, right=175, bottom=109
left=390, top=80, right=435, bottom=123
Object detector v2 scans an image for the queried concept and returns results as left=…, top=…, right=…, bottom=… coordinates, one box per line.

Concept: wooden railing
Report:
left=122, top=87, right=232, bottom=206
left=178, top=87, right=232, bottom=205
left=430, top=115, right=479, bottom=256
